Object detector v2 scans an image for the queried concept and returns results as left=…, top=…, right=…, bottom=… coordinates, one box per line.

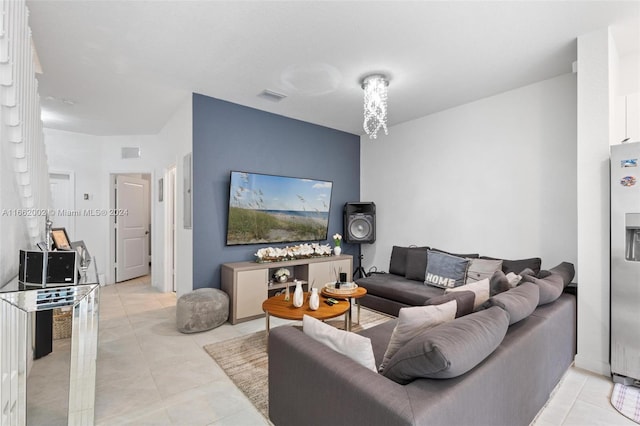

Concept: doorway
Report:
left=49, top=171, right=75, bottom=237
left=112, top=173, right=151, bottom=283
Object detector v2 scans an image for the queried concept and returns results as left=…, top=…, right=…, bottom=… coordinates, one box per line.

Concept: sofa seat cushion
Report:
left=383, top=306, right=510, bottom=383
left=357, top=273, right=444, bottom=306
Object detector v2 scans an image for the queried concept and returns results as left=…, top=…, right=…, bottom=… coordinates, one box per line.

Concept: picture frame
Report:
left=51, top=227, right=72, bottom=250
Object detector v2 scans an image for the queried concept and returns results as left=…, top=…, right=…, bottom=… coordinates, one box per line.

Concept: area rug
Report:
left=611, top=383, right=640, bottom=424
left=203, top=307, right=392, bottom=419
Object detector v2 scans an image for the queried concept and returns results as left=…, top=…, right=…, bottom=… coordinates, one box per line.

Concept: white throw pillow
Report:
left=379, top=300, right=457, bottom=373
left=446, top=278, right=490, bottom=309
left=302, top=315, right=377, bottom=372
left=505, top=272, right=522, bottom=288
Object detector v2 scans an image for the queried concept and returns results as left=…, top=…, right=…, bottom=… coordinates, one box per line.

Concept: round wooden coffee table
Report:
left=262, top=293, right=349, bottom=334
left=321, top=286, right=367, bottom=330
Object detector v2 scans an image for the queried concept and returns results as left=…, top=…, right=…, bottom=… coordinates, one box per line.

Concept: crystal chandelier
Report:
left=362, top=74, right=389, bottom=139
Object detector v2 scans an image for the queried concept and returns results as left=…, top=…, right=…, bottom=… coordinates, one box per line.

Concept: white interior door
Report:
left=115, top=175, right=150, bottom=282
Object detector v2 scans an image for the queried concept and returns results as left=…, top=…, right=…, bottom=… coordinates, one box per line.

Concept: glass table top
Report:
left=0, top=261, right=99, bottom=312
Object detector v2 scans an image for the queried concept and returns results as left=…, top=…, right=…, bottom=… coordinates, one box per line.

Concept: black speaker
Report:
left=344, top=202, right=376, bottom=243
left=19, top=250, right=78, bottom=286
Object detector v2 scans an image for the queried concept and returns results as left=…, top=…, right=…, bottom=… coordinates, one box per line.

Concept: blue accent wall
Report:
left=192, top=94, right=361, bottom=289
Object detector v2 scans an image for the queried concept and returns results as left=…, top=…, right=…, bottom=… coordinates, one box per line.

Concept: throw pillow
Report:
left=424, top=291, right=475, bottom=318
left=424, top=250, right=470, bottom=289
left=466, top=258, right=503, bottom=284
left=445, top=278, right=490, bottom=309
left=405, top=247, right=430, bottom=281
left=505, top=272, right=522, bottom=288
left=489, top=270, right=511, bottom=296
left=389, top=246, right=409, bottom=276
left=383, top=306, right=510, bottom=383
left=379, top=301, right=457, bottom=373
left=485, top=282, right=540, bottom=325
left=303, top=315, right=377, bottom=372
left=520, top=272, right=564, bottom=305
left=502, top=257, right=542, bottom=275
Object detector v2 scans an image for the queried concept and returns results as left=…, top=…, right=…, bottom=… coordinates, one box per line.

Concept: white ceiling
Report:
left=27, top=1, right=639, bottom=137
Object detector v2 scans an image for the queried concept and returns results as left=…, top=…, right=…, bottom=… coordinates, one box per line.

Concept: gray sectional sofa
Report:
left=268, top=247, right=576, bottom=426
left=356, top=246, right=543, bottom=316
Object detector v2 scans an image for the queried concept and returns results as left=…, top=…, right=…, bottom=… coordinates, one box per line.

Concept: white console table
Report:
left=0, top=263, right=100, bottom=425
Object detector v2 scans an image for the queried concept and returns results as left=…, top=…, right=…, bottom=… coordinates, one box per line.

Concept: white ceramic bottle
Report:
left=309, top=288, right=320, bottom=310
left=293, top=280, right=304, bottom=307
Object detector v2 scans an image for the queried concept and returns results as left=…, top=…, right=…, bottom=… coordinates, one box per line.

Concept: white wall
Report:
left=361, top=73, right=577, bottom=274
left=157, top=96, right=193, bottom=297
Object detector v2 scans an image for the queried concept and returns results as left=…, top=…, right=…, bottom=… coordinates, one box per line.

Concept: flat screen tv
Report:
left=226, top=171, right=333, bottom=246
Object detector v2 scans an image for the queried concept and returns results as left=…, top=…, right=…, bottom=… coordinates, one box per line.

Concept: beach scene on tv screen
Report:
left=227, top=172, right=332, bottom=245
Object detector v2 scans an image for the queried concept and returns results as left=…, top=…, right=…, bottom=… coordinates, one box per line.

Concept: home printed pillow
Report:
left=424, top=250, right=469, bottom=289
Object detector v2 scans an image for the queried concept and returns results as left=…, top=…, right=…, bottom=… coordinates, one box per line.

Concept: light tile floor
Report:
left=27, top=276, right=637, bottom=425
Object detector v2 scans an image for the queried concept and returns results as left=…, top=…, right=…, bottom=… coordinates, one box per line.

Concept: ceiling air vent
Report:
left=258, top=89, right=287, bottom=102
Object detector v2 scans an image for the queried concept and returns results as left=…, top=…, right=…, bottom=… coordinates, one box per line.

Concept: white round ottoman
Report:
left=176, top=288, right=229, bottom=333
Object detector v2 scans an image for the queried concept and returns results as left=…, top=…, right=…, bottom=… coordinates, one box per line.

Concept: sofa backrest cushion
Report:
left=389, top=246, right=409, bottom=276
left=520, top=272, right=564, bottom=305
left=424, top=291, right=475, bottom=318
left=383, top=306, right=509, bottom=383
left=424, top=250, right=469, bottom=289
left=466, top=258, right=503, bottom=284
left=379, top=300, right=457, bottom=373
left=431, top=247, right=479, bottom=258
left=484, top=282, right=540, bottom=325
left=303, top=315, right=377, bottom=372
left=405, top=247, right=430, bottom=281
left=501, top=257, right=542, bottom=275
left=489, top=270, right=512, bottom=295
left=548, top=262, right=575, bottom=286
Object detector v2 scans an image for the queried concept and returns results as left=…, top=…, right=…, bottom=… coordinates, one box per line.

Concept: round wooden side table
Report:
left=261, top=292, right=349, bottom=334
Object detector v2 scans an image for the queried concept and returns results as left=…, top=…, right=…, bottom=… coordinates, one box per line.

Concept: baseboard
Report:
left=575, top=353, right=611, bottom=377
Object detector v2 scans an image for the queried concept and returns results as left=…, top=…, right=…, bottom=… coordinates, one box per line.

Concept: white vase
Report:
left=309, top=288, right=320, bottom=311
left=293, top=281, right=304, bottom=308
left=334, top=246, right=342, bottom=256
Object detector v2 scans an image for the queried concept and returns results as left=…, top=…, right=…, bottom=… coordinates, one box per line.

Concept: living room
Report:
left=0, top=1, right=639, bottom=425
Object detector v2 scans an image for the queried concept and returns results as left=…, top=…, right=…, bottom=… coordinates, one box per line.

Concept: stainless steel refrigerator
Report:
left=611, top=141, right=640, bottom=385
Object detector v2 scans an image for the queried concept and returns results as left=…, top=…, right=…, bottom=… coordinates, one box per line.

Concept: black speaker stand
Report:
left=354, top=253, right=367, bottom=279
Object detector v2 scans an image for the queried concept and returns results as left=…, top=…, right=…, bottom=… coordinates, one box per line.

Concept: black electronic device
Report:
left=19, top=250, right=78, bottom=286
left=343, top=202, right=376, bottom=244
